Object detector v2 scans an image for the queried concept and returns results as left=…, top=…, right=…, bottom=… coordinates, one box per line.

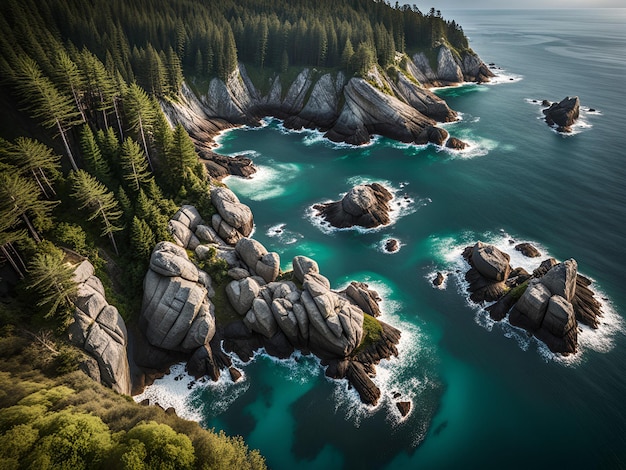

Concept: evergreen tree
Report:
left=26, top=242, right=77, bottom=328
left=167, top=123, right=198, bottom=190
left=7, top=137, right=60, bottom=199
left=130, top=216, right=155, bottom=260
left=80, top=125, right=111, bottom=185
left=124, top=83, right=155, bottom=171
left=13, top=55, right=81, bottom=170
left=70, top=170, right=123, bottom=255
left=0, top=172, right=58, bottom=243
left=119, top=137, right=152, bottom=193
left=55, top=49, right=87, bottom=123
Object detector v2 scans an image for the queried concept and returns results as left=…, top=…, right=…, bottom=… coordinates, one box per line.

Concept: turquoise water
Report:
left=138, top=10, right=626, bottom=469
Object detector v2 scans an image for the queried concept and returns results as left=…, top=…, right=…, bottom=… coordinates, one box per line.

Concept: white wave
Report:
left=376, top=237, right=404, bottom=254
left=428, top=230, right=624, bottom=364
left=225, top=161, right=304, bottom=201
left=308, top=178, right=425, bottom=235
left=265, top=223, right=303, bottom=246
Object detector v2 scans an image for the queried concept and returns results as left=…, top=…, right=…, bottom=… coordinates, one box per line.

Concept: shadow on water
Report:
left=289, top=378, right=445, bottom=470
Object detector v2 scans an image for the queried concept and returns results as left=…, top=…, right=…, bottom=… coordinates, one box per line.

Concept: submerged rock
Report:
left=313, top=183, right=393, bottom=229
left=445, top=137, right=468, bottom=150
left=515, top=242, right=541, bottom=258
left=432, top=272, right=445, bottom=287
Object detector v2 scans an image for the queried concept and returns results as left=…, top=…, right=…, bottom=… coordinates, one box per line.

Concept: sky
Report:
left=399, top=0, right=624, bottom=8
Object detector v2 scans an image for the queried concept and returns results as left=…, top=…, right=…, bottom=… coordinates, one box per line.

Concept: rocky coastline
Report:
left=162, top=45, right=494, bottom=179
left=461, top=241, right=603, bottom=355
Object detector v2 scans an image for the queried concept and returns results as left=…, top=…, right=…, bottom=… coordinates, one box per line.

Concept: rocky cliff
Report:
left=163, top=47, right=492, bottom=177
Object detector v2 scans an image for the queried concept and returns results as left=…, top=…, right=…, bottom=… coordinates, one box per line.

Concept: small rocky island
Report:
left=542, top=96, right=580, bottom=133
left=461, top=241, right=603, bottom=355
left=313, top=183, right=393, bottom=229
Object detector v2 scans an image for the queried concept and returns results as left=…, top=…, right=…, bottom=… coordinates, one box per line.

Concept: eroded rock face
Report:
left=471, top=241, right=511, bottom=282
left=313, top=183, right=393, bottom=229
left=68, top=260, right=131, bottom=395
left=235, top=238, right=280, bottom=283
left=140, top=242, right=216, bottom=353
left=543, top=96, right=580, bottom=132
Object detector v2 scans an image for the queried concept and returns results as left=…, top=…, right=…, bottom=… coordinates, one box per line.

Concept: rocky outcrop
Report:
left=68, top=260, right=131, bottom=395
left=140, top=242, right=216, bottom=353
left=543, top=96, right=580, bottom=132
left=162, top=48, right=494, bottom=174
left=461, top=242, right=604, bottom=355
left=210, top=187, right=254, bottom=245
left=313, top=183, right=393, bottom=229
left=515, top=242, right=541, bottom=258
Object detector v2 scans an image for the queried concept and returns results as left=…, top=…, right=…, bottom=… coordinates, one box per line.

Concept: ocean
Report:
left=135, top=9, right=626, bottom=469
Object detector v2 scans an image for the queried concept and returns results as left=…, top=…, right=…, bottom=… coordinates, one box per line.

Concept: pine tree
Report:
left=80, top=125, right=112, bottom=185
left=55, top=49, right=87, bottom=123
left=119, top=137, right=152, bottom=193
left=130, top=216, right=155, bottom=260
left=0, top=172, right=58, bottom=243
left=26, top=242, right=77, bottom=328
left=70, top=170, right=123, bottom=255
left=124, top=83, right=155, bottom=171
left=8, top=137, right=60, bottom=199
left=13, top=55, right=81, bottom=170
left=167, top=123, right=199, bottom=190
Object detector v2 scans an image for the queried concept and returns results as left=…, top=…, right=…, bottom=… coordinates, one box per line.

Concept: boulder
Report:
left=471, top=242, right=511, bottom=282
left=540, top=259, right=578, bottom=302
left=396, top=401, right=411, bottom=417
left=68, top=262, right=131, bottom=395
left=432, top=272, right=445, bottom=287
left=543, top=96, right=580, bottom=131
left=172, top=205, right=204, bottom=231
left=168, top=219, right=200, bottom=250
left=384, top=238, right=400, bottom=253
left=445, top=137, right=467, bottom=150
left=210, top=187, right=254, bottom=239
left=243, top=298, right=278, bottom=338
left=345, top=282, right=381, bottom=317
left=226, top=277, right=260, bottom=316
left=421, top=126, right=449, bottom=146
left=293, top=256, right=319, bottom=283
left=509, top=281, right=551, bottom=331
left=235, top=238, right=280, bottom=283
left=515, top=243, right=541, bottom=258
left=313, top=183, right=393, bottom=229
left=141, top=242, right=216, bottom=353
left=543, top=295, right=576, bottom=338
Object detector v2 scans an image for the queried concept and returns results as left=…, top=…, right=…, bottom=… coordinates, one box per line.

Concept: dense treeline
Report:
left=1, top=0, right=469, bottom=93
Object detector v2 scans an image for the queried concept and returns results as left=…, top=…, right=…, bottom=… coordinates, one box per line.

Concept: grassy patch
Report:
left=352, top=314, right=383, bottom=356
left=508, top=280, right=529, bottom=301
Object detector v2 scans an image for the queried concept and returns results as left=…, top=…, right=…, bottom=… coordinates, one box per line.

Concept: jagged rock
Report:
left=471, top=241, right=511, bottom=282
left=68, top=262, right=131, bottom=395
left=243, top=298, right=279, bottom=338
left=314, top=183, right=393, bottom=229
left=544, top=295, right=576, bottom=337
left=572, top=274, right=602, bottom=328
left=187, top=344, right=220, bottom=381
left=539, top=259, right=578, bottom=302
left=385, top=239, right=400, bottom=253
left=345, top=282, right=381, bottom=317
left=543, top=96, right=580, bottom=132
left=446, top=137, right=467, bottom=150
left=141, top=242, right=216, bottom=353
left=515, top=243, right=541, bottom=258
left=229, top=367, right=242, bottom=382
left=210, top=187, right=254, bottom=240
left=396, top=401, right=411, bottom=417
left=432, top=272, right=445, bottom=287
left=346, top=361, right=380, bottom=406
left=533, top=258, right=558, bottom=277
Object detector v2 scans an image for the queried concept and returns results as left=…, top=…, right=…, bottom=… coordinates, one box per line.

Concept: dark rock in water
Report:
left=589, top=108, right=596, bottom=112
left=314, top=183, right=393, bottom=229
left=515, top=242, right=541, bottom=258
left=542, top=99, right=552, bottom=107
left=533, top=258, right=558, bottom=277
left=393, top=391, right=402, bottom=399
left=385, top=238, right=400, bottom=253
left=421, top=126, right=449, bottom=145
left=445, top=137, right=467, bottom=150
left=432, top=272, right=445, bottom=287
left=187, top=344, right=220, bottom=381
left=346, top=361, right=381, bottom=406
left=543, top=96, right=580, bottom=131
left=572, top=274, right=603, bottom=328
left=229, top=367, right=242, bottom=382
left=470, top=241, right=511, bottom=282
left=201, top=150, right=256, bottom=179
left=396, top=401, right=411, bottom=417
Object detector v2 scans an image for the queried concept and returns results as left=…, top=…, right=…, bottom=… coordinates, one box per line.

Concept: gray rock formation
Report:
left=68, top=260, right=131, bottom=395
left=313, top=183, right=393, bottom=229
left=471, top=241, right=511, bottom=282
left=140, top=242, right=216, bottom=353
left=210, top=187, right=254, bottom=244
left=543, top=96, right=580, bottom=132
left=235, top=238, right=280, bottom=283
